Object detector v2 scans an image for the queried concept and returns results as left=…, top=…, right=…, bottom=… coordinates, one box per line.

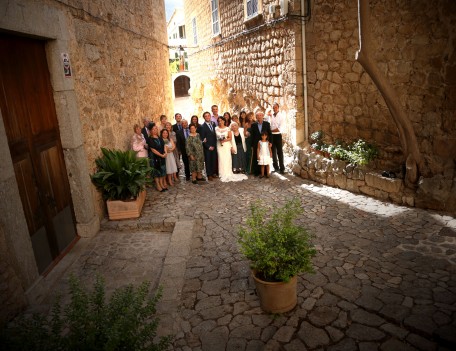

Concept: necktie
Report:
left=179, top=124, right=182, bottom=131
left=185, top=129, right=188, bottom=138
left=208, top=123, right=213, bottom=132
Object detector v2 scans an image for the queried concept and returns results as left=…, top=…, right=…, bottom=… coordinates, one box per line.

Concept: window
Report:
left=178, top=25, right=186, bottom=39
left=246, top=0, right=258, bottom=17
left=244, top=0, right=262, bottom=20
left=211, top=0, right=220, bottom=35
left=192, top=18, right=198, bottom=45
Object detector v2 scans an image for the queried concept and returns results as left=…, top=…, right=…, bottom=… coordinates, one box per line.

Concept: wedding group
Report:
left=130, top=103, right=286, bottom=191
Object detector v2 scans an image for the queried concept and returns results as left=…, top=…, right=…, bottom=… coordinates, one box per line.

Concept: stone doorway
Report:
left=174, top=75, right=190, bottom=97
left=0, top=34, right=78, bottom=274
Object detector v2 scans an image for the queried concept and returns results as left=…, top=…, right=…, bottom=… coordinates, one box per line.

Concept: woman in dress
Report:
left=165, top=121, right=180, bottom=179
left=186, top=123, right=205, bottom=184
left=131, top=124, right=148, bottom=158
left=223, top=112, right=232, bottom=127
left=244, top=112, right=254, bottom=174
left=148, top=124, right=168, bottom=192
left=230, top=121, right=247, bottom=174
left=190, top=115, right=201, bottom=132
left=215, top=116, right=247, bottom=182
left=239, top=110, right=247, bottom=128
left=161, top=128, right=178, bottom=187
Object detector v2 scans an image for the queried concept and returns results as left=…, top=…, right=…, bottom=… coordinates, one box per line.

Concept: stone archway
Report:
left=174, top=74, right=191, bottom=97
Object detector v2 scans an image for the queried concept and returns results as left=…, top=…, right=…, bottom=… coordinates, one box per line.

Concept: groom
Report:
left=199, top=111, right=218, bottom=181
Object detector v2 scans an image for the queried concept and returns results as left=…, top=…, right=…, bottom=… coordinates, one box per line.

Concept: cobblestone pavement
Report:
left=36, top=171, right=456, bottom=350
left=146, top=172, right=456, bottom=351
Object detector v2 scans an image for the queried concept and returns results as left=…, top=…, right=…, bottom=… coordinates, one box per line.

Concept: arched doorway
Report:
left=174, top=75, right=190, bottom=97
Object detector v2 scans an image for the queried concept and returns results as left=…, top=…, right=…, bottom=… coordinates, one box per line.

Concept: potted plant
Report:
left=91, top=148, right=152, bottom=220
left=238, top=198, right=317, bottom=313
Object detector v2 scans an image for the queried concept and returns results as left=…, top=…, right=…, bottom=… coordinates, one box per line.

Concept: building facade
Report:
left=167, top=8, right=192, bottom=99
left=0, top=0, right=172, bottom=325
left=185, top=0, right=456, bottom=212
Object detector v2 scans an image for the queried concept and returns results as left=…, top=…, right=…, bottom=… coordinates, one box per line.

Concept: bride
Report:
left=215, top=116, right=248, bottom=182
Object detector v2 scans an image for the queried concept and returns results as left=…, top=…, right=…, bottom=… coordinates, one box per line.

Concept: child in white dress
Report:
left=257, top=131, right=272, bottom=178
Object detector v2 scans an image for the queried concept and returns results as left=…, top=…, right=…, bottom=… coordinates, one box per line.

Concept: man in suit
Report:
left=199, top=111, right=218, bottom=181
left=250, top=109, right=272, bottom=176
left=141, top=118, right=151, bottom=140
left=172, top=113, right=183, bottom=134
left=176, top=119, right=191, bottom=181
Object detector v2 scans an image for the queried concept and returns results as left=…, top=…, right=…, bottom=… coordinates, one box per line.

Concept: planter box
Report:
left=106, top=190, right=146, bottom=220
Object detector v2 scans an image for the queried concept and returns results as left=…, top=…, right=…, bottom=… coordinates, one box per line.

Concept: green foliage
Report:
left=169, top=59, right=179, bottom=74
left=310, top=130, right=324, bottom=150
left=310, top=131, right=379, bottom=165
left=344, top=139, right=379, bottom=166
left=0, top=276, right=173, bottom=351
left=91, top=148, right=152, bottom=201
left=238, top=198, right=317, bottom=283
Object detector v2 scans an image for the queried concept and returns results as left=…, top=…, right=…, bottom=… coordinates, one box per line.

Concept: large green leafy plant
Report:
left=0, top=276, right=173, bottom=351
left=238, top=198, right=317, bottom=282
left=91, top=148, right=152, bottom=201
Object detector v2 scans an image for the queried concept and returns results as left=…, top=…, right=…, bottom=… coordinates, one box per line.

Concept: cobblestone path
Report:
left=144, top=173, right=456, bottom=350
left=36, top=172, right=456, bottom=350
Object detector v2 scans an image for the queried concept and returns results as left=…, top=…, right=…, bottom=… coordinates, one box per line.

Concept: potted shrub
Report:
left=238, top=198, right=317, bottom=313
left=91, top=148, right=152, bottom=220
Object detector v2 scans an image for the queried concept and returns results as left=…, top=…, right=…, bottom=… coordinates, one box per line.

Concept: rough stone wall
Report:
left=184, top=0, right=304, bottom=144
left=306, top=0, right=456, bottom=178
left=59, top=0, right=173, bottom=169
left=0, top=225, right=27, bottom=328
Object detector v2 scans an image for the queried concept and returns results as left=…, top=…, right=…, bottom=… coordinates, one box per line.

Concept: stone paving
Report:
left=150, top=173, right=456, bottom=350
left=34, top=171, right=456, bottom=350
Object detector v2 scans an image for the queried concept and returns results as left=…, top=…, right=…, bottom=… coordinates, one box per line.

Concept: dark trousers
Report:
left=251, top=144, right=260, bottom=176
left=271, top=133, right=284, bottom=172
left=182, top=153, right=190, bottom=180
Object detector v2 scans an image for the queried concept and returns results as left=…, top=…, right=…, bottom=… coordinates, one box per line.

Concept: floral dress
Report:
left=186, top=133, right=204, bottom=173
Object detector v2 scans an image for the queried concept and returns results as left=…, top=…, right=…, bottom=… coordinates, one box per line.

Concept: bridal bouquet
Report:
left=217, top=135, right=226, bottom=146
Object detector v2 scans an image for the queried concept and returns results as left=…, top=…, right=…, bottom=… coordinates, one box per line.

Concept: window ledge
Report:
left=244, top=12, right=263, bottom=26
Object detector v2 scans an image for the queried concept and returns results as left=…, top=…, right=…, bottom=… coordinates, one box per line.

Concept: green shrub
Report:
left=238, top=198, right=317, bottom=283
left=91, top=148, right=152, bottom=201
left=0, top=276, right=173, bottom=351
left=345, top=139, right=379, bottom=166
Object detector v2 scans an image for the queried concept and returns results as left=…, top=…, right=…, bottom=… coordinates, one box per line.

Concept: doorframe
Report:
left=0, top=2, right=99, bottom=293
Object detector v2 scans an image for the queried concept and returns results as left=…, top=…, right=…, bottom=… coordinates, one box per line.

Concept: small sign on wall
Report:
left=61, top=53, right=72, bottom=78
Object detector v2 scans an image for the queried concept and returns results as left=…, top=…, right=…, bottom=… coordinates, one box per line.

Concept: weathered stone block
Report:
left=334, top=174, right=347, bottom=189
left=365, top=172, right=403, bottom=193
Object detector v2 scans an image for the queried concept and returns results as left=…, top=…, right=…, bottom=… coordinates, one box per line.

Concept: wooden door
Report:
left=0, top=33, right=77, bottom=274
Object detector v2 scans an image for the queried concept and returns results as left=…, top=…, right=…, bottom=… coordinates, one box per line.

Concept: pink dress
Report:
left=131, top=133, right=148, bottom=158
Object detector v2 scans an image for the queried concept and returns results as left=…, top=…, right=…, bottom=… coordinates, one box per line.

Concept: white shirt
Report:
left=270, top=111, right=285, bottom=134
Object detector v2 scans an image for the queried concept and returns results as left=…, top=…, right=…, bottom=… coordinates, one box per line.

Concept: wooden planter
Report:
left=252, top=273, right=297, bottom=313
left=106, top=190, right=146, bottom=220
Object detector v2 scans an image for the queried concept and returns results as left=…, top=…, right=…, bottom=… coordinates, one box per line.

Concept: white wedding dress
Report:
left=216, top=127, right=248, bottom=182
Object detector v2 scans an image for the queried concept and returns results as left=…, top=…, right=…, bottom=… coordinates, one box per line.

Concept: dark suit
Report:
left=173, top=123, right=182, bottom=135
left=199, top=121, right=218, bottom=177
left=141, top=126, right=149, bottom=141
left=250, top=121, right=272, bottom=176
left=176, top=128, right=190, bottom=180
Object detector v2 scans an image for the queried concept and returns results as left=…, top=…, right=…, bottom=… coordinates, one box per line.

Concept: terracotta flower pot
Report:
left=106, top=190, right=146, bottom=220
left=252, top=272, right=297, bottom=313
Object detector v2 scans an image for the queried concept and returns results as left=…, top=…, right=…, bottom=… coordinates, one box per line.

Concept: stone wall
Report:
left=184, top=0, right=305, bottom=144
left=0, top=0, right=172, bottom=324
left=62, top=0, right=173, bottom=168
left=0, top=225, right=27, bottom=328
left=306, top=0, right=456, bottom=177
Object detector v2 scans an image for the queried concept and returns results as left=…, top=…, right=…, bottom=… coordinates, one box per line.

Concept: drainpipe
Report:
left=301, top=0, right=309, bottom=143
